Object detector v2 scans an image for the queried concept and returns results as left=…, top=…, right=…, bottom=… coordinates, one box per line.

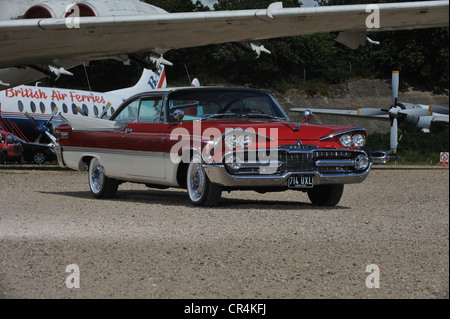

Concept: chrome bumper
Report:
left=203, top=163, right=372, bottom=188
left=53, top=145, right=66, bottom=168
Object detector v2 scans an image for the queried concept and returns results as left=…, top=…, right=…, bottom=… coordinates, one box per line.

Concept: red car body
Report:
left=54, top=87, right=372, bottom=206
left=0, top=131, right=24, bottom=164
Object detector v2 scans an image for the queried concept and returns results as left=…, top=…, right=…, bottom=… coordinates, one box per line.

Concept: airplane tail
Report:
left=108, top=66, right=167, bottom=97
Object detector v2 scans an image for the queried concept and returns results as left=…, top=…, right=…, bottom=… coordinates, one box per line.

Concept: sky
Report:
left=198, top=0, right=319, bottom=9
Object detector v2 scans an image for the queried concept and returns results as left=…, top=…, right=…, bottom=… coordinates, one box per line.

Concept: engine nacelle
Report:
left=23, top=0, right=167, bottom=20
left=23, top=2, right=96, bottom=19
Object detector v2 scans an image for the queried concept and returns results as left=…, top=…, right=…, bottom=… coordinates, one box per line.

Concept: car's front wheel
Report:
left=307, top=184, right=344, bottom=206
left=33, top=151, right=46, bottom=164
left=88, top=157, right=119, bottom=199
left=187, top=154, right=222, bottom=207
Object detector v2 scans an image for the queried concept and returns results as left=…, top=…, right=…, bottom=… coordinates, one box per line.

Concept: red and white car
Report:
left=54, top=87, right=372, bottom=207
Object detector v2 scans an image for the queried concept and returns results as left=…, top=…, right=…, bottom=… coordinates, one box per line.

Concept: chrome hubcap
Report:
left=189, top=162, right=205, bottom=200
left=90, top=160, right=104, bottom=193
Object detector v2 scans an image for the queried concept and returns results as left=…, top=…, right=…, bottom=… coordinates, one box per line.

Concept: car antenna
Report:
left=184, top=64, right=192, bottom=85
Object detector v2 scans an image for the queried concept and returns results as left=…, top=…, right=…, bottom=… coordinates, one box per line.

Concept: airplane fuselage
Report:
left=0, top=84, right=123, bottom=142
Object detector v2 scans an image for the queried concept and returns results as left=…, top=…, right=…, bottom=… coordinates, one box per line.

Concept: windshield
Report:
left=167, top=89, right=290, bottom=122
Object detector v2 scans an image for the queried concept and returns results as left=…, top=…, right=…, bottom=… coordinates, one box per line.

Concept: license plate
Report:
left=288, top=175, right=313, bottom=188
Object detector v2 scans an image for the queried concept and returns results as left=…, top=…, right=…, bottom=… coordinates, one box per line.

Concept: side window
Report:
left=138, top=98, right=163, bottom=123
left=114, top=99, right=140, bottom=123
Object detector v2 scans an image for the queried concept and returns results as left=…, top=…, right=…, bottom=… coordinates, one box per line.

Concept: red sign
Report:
left=440, top=152, right=449, bottom=167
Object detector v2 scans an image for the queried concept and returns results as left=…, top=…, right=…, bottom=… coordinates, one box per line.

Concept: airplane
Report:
left=0, top=65, right=168, bottom=144
left=290, top=71, right=449, bottom=155
left=0, top=0, right=449, bottom=89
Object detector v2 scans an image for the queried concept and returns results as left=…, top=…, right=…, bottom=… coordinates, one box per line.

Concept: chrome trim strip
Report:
left=315, top=159, right=355, bottom=167
left=61, top=146, right=163, bottom=157
left=319, top=128, right=366, bottom=141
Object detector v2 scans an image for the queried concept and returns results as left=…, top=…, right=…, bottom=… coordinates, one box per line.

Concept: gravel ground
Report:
left=0, top=164, right=448, bottom=299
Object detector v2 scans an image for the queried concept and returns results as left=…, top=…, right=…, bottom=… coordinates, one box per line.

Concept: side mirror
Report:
left=173, top=109, right=185, bottom=124
left=303, top=110, right=313, bottom=123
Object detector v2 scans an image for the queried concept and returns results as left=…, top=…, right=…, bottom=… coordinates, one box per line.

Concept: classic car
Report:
left=0, top=131, right=24, bottom=164
left=54, top=87, right=372, bottom=207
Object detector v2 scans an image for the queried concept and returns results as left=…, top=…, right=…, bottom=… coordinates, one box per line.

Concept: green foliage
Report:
left=366, top=129, right=449, bottom=165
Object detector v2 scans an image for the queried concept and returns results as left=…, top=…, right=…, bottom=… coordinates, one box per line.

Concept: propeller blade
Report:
left=429, top=105, right=449, bottom=115
left=34, top=133, right=42, bottom=143
left=357, top=108, right=388, bottom=116
left=392, top=71, right=399, bottom=107
left=390, top=117, right=398, bottom=155
left=45, top=106, right=59, bottom=126
left=45, top=131, right=57, bottom=144
left=398, top=109, right=432, bottom=116
left=24, top=111, right=39, bottom=128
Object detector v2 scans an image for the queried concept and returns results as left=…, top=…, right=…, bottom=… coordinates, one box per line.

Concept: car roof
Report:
left=125, top=86, right=272, bottom=101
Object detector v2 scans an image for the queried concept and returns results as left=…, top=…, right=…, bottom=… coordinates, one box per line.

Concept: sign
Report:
left=440, top=152, right=449, bottom=167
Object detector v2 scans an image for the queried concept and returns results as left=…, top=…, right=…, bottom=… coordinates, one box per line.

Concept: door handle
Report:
left=125, top=128, right=133, bottom=134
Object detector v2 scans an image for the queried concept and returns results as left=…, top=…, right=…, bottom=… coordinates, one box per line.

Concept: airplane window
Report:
left=51, top=102, right=57, bottom=112
left=62, top=103, right=68, bottom=113
left=82, top=104, right=89, bottom=116
left=7, top=135, right=13, bottom=144
left=40, top=102, right=45, bottom=114
left=72, top=103, right=78, bottom=114
left=94, top=105, right=99, bottom=117
left=30, top=101, right=36, bottom=113
left=18, top=100, right=24, bottom=112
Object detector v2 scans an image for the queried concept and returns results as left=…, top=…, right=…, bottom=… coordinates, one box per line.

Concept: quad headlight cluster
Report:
left=339, top=133, right=366, bottom=148
left=224, top=131, right=253, bottom=149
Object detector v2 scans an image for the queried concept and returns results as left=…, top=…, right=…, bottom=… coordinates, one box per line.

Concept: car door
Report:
left=112, top=96, right=166, bottom=181
left=6, top=134, right=18, bottom=158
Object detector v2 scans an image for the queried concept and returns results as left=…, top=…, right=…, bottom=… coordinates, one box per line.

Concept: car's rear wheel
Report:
left=307, top=184, right=344, bottom=206
left=88, top=157, right=118, bottom=199
left=187, top=154, right=222, bottom=207
left=33, top=151, right=46, bottom=164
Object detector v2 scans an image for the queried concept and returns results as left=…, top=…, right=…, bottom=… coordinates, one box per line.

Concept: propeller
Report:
left=24, top=106, right=59, bottom=143
left=389, top=71, right=400, bottom=155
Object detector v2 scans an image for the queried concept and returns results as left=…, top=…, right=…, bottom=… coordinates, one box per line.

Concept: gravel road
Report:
left=0, top=165, right=448, bottom=299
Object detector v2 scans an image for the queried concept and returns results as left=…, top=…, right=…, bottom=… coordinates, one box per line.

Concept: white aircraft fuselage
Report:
left=0, top=66, right=167, bottom=143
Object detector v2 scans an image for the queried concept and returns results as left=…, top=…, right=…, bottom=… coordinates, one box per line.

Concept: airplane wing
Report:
left=431, top=115, right=449, bottom=126
left=290, top=108, right=391, bottom=120
left=0, top=1, right=448, bottom=68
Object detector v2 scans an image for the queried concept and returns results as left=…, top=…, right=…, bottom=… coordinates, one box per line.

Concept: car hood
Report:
left=197, top=119, right=355, bottom=142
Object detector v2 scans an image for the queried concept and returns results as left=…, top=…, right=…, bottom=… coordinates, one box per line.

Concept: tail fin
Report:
left=134, top=65, right=167, bottom=90
left=107, top=66, right=167, bottom=98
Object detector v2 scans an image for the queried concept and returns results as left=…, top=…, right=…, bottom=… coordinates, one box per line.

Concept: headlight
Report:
left=352, top=133, right=366, bottom=147
left=354, top=154, right=370, bottom=171
left=339, top=134, right=353, bottom=147
left=225, top=134, right=238, bottom=149
left=238, top=134, right=253, bottom=148
left=225, top=133, right=253, bottom=149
